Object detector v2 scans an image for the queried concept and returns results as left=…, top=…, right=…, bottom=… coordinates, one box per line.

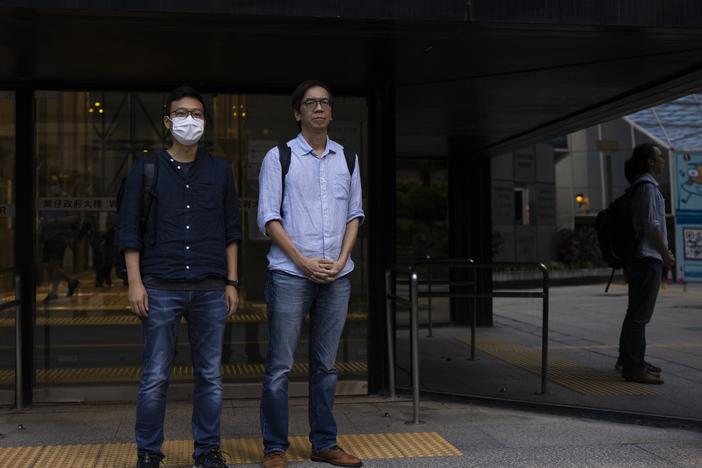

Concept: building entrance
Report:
left=27, top=90, right=369, bottom=401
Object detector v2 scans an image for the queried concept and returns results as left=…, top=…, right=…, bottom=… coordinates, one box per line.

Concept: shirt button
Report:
left=170, top=158, right=174, bottom=162
left=186, top=225, right=190, bottom=229
left=177, top=165, right=181, bottom=170
left=186, top=265, right=190, bottom=270
left=186, top=184, right=190, bottom=189
left=186, top=245, right=190, bottom=250
left=186, top=205, right=190, bottom=209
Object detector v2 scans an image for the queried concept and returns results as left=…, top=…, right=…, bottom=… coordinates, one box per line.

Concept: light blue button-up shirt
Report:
left=632, top=173, right=667, bottom=261
left=257, top=133, right=364, bottom=278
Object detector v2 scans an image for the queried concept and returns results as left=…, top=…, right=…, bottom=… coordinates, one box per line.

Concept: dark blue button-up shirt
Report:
left=116, top=149, right=241, bottom=281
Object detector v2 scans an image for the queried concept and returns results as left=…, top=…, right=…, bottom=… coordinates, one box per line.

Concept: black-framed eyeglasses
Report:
left=302, top=98, right=332, bottom=109
left=169, top=108, right=205, bottom=120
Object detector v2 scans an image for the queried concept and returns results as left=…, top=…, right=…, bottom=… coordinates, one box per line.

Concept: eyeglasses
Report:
left=169, top=108, right=205, bottom=120
left=302, top=98, right=332, bottom=109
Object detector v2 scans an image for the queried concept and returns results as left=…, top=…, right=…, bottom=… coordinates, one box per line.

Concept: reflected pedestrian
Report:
left=40, top=171, right=80, bottom=303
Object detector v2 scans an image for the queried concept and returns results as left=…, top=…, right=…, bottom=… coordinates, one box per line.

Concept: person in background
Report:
left=617, top=143, right=673, bottom=384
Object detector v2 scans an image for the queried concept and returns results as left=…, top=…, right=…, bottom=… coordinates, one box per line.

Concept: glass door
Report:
left=32, top=89, right=369, bottom=400
left=0, top=90, right=16, bottom=405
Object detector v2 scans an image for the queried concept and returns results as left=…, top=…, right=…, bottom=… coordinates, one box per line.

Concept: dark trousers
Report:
left=619, top=257, right=662, bottom=375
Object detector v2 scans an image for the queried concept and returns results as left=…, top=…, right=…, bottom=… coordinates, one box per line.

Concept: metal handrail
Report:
left=393, top=257, right=475, bottom=337
left=385, top=260, right=549, bottom=424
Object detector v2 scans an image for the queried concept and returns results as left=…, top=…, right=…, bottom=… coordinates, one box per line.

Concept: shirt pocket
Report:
left=333, top=172, right=351, bottom=200
left=195, top=183, right=222, bottom=210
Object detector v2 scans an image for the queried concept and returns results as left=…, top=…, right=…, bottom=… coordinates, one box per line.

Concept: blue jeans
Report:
left=135, top=288, right=228, bottom=460
left=260, top=270, right=351, bottom=454
left=619, top=258, right=662, bottom=374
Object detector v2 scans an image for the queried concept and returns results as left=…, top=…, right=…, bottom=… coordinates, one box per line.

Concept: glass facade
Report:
left=0, top=91, right=15, bottom=404
left=31, top=90, right=368, bottom=397
left=396, top=159, right=449, bottom=259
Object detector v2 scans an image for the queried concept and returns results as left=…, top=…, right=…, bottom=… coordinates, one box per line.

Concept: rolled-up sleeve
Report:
left=346, top=155, right=365, bottom=224
left=224, top=165, right=242, bottom=245
left=116, top=159, right=144, bottom=253
left=257, top=147, right=283, bottom=236
left=638, top=184, right=661, bottom=239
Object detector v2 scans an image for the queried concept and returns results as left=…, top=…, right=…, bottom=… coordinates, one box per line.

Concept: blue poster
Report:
left=674, top=151, right=702, bottom=281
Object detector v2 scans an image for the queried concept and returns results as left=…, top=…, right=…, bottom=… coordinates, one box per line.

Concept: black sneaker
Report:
left=136, top=452, right=164, bottom=468
left=194, top=448, right=229, bottom=468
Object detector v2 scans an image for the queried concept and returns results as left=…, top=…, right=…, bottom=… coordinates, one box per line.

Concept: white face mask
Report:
left=169, top=115, right=204, bottom=146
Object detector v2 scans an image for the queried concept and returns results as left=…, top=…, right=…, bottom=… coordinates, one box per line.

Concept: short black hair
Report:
left=631, top=143, right=661, bottom=175
left=291, top=79, right=333, bottom=112
left=164, top=85, right=206, bottom=116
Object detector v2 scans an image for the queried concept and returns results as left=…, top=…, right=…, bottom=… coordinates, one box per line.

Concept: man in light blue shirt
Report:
left=257, top=80, right=364, bottom=468
left=618, top=143, right=674, bottom=385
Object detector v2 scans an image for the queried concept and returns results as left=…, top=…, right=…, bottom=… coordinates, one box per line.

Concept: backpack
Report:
left=595, top=179, right=653, bottom=291
left=277, top=143, right=356, bottom=214
left=114, top=153, right=159, bottom=280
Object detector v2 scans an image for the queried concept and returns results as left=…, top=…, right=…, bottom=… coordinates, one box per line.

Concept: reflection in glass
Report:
left=0, top=91, right=15, bottom=404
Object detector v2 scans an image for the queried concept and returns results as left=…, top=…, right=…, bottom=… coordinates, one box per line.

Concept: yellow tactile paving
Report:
left=458, top=337, right=663, bottom=396
left=0, top=432, right=462, bottom=467
left=0, top=311, right=367, bottom=328
left=550, top=343, right=702, bottom=350
left=609, top=282, right=702, bottom=299
left=0, top=361, right=368, bottom=385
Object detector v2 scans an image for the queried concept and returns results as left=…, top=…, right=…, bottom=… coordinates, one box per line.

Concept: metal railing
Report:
left=385, top=260, right=550, bottom=424
left=395, top=256, right=445, bottom=338
left=0, top=271, right=23, bottom=410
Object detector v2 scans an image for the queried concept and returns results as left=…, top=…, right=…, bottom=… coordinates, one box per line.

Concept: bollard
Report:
left=384, top=269, right=396, bottom=399
left=409, top=271, right=421, bottom=424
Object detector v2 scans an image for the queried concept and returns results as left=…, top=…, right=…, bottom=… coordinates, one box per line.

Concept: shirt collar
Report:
left=292, top=132, right=338, bottom=158
left=636, top=173, right=660, bottom=187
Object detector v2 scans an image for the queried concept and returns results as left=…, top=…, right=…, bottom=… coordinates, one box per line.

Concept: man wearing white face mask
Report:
left=116, top=86, right=241, bottom=468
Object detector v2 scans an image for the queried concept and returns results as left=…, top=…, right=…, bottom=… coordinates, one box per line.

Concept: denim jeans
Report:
left=135, top=288, right=228, bottom=460
left=260, top=270, right=351, bottom=454
left=619, top=257, right=662, bottom=374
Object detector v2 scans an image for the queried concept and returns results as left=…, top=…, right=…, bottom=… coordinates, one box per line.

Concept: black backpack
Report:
left=277, top=143, right=356, bottom=214
left=595, top=179, right=653, bottom=291
left=114, top=153, right=159, bottom=280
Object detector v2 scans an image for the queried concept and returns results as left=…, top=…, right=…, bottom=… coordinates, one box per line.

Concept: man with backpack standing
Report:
left=256, top=80, right=364, bottom=468
left=619, top=143, right=674, bottom=384
left=116, top=85, right=241, bottom=468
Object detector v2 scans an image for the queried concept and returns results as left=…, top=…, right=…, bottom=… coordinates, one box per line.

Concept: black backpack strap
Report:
left=277, top=145, right=355, bottom=214
left=140, top=153, right=158, bottom=246
left=278, top=144, right=292, bottom=215
left=605, top=268, right=615, bottom=293
left=343, top=148, right=356, bottom=176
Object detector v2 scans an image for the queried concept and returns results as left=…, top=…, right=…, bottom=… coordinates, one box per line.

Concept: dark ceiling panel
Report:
left=471, top=0, right=702, bottom=27
left=0, top=1, right=467, bottom=21
left=396, top=48, right=702, bottom=156
left=2, top=9, right=702, bottom=158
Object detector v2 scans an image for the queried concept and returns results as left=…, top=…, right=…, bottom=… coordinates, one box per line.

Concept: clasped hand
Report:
left=301, top=257, right=344, bottom=283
